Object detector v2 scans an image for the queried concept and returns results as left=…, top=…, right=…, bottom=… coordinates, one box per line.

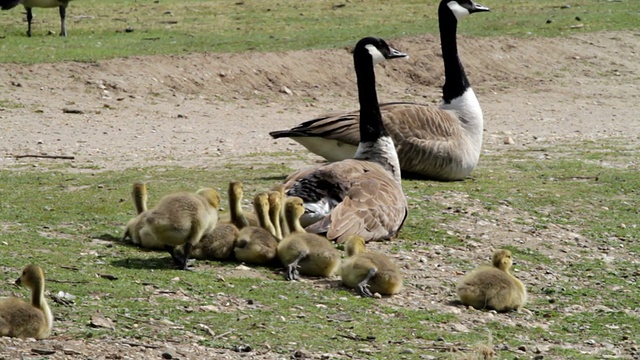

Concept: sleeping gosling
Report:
left=277, top=197, right=340, bottom=281
left=144, top=187, right=220, bottom=270
left=340, top=234, right=403, bottom=297
left=0, top=265, right=53, bottom=339
left=456, top=249, right=527, bottom=312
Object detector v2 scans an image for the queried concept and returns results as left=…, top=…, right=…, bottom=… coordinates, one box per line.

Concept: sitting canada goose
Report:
left=144, top=187, right=220, bottom=270
left=122, top=182, right=164, bottom=250
left=340, top=234, right=403, bottom=297
left=456, top=249, right=527, bottom=312
left=270, top=0, right=490, bottom=181
left=233, top=192, right=279, bottom=265
left=277, top=197, right=341, bottom=280
left=218, top=181, right=259, bottom=228
left=283, top=37, right=408, bottom=243
left=1, top=0, right=72, bottom=37
left=0, top=265, right=53, bottom=339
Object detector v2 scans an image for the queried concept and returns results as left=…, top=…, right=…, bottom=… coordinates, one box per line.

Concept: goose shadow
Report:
left=111, top=256, right=177, bottom=270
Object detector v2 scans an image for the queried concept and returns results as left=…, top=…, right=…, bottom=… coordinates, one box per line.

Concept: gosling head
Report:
left=344, top=234, right=366, bottom=257
left=284, top=197, right=305, bottom=220
left=197, top=188, right=221, bottom=209
left=492, top=249, right=513, bottom=272
left=253, top=192, right=270, bottom=213
left=15, top=264, right=45, bottom=290
left=267, top=191, right=281, bottom=209
left=229, top=181, right=244, bottom=201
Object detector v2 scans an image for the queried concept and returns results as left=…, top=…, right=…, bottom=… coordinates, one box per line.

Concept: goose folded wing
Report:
left=306, top=173, right=407, bottom=243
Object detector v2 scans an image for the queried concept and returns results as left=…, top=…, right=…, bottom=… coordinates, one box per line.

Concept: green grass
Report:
left=0, top=0, right=639, bottom=63
left=1, top=140, right=639, bottom=358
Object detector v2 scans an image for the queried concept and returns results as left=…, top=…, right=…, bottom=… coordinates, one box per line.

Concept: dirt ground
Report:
left=0, top=31, right=639, bottom=359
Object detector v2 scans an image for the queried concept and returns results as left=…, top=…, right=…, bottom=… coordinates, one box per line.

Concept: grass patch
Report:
left=0, top=0, right=639, bottom=63
left=1, top=140, right=639, bottom=357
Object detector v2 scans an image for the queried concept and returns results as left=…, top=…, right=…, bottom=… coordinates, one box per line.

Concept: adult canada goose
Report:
left=144, top=188, right=220, bottom=270
left=277, top=197, right=341, bottom=280
left=0, top=265, right=53, bottom=339
left=456, top=249, right=527, bottom=312
left=218, top=181, right=259, bottom=228
left=269, top=0, right=490, bottom=181
left=0, top=0, right=72, bottom=37
left=233, top=192, right=279, bottom=265
left=283, top=37, right=408, bottom=243
left=340, top=235, right=403, bottom=297
left=122, top=182, right=164, bottom=250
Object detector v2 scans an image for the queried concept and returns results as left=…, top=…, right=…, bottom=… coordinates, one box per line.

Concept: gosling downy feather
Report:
left=284, top=37, right=408, bottom=243
left=218, top=181, right=260, bottom=228
left=144, top=187, right=220, bottom=269
left=277, top=197, right=341, bottom=280
left=0, top=265, right=53, bottom=339
left=233, top=192, right=279, bottom=265
left=122, top=182, right=164, bottom=250
left=270, top=0, right=489, bottom=181
left=340, top=235, right=403, bottom=297
left=456, top=249, right=527, bottom=312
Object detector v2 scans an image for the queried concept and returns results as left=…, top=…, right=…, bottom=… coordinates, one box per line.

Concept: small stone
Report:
left=518, top=345, right=527, bottom=352
left=161, top=352, right=173, bottom=359
left=504, top=136, right=515, bottom=145
left=399, top=348, right=415, bottom=354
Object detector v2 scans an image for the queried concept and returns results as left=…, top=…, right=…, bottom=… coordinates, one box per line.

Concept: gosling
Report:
left=122, top=182, right=164, bottom=250
left=0, top=265, right=53, bottom=339
left=233, top=192, right=279, bottom=265
left=277, top=197, right=340, bottom=281
left=218, top=181, right=259, bottom=228
left=456, top=249, right=527, bottom=312
left=340, top=234, right=403, bottom=297
left=144, top=187, right=220, bottom=270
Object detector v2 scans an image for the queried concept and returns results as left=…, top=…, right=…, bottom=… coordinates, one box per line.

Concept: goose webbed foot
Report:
left=165, top=245, right=191, bottom=270
left=285, top=251, right=308, bottom=281
left=285, top=263, right=300, bottom=281
left=357, top=268, right=377, bottom=297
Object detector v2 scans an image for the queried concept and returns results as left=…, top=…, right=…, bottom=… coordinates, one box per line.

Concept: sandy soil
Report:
left=0, top=31, right=639, bottom=359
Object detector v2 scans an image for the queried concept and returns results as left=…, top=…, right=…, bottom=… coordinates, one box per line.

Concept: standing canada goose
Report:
left=340, top=235, right=403, bottom=297
left=0, top=265, right=53, bottom=339
left=277, top=197, right=341, bottom=281
left=269, top=0, right=490, bottom=181
left=456, top=249, right=527, bottom=312
left=233, top=192, right=279, bottom=265
left=122, top=182, right=164, bottom=250
left=218, top=181, right=259, bottom=228
left=1, top=0, right=72, bottom=37
left=283, top=37, right=408, bottom=243
left=144, top=188, right=220, bottom=270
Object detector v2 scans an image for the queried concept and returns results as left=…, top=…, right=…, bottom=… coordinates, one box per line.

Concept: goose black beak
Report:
left=388, top=47, right=408, bottom=60
left=471, top=1, right=490, bottom=13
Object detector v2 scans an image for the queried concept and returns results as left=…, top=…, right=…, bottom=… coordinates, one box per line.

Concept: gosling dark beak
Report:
left=388, top=47, right=408, bottom=60
left=471, top=1, right=490, bottom=13
left=14, top=277, right=22, bottom=286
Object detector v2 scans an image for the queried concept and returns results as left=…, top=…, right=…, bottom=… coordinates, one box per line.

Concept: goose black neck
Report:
left=439, top=3, right=470, bottom=103
left=355, top=53, right=389, bottom=143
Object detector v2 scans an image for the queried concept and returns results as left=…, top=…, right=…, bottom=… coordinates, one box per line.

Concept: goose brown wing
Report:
left=271, top=102, right=459, bottom=146
left=305, top=168, right=407, bottom=243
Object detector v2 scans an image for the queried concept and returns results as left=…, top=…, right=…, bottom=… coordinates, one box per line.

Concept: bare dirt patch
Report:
left=0, top=31, right=639, bottom=359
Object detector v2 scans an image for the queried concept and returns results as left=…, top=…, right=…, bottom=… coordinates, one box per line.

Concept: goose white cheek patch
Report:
left=447, top=1, right=470, bottom=20
left=365, top=44, right=387, bottom=65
